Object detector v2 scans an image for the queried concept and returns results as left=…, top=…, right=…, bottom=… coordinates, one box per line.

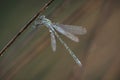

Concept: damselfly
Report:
left=32, top=15, right=87, bottom=66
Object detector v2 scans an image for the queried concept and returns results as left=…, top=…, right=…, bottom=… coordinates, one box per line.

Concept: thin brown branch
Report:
left=0, top=0, right=54, bottom=56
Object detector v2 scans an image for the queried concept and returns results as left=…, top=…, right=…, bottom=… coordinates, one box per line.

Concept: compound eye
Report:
left=42, top=15, right=45, bottom=18
left=39, top=15, right=45, bottom=20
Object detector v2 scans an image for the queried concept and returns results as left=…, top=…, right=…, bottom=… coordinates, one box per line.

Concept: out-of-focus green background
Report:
left=0, top=0, right=120, bottom=80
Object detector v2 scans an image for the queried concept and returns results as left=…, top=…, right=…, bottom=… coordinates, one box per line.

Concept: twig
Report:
left=0, top=0, right=54, bottom=56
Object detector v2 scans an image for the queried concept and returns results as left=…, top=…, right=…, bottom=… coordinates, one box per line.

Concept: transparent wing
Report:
left=52, top=24, right=79, bottom=42
left=50, top=30, right=56, bottom=52
left=54, top=23, right=87, bottom=35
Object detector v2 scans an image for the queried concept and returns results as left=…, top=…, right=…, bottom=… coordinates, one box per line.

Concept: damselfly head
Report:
left=39, top=15, right=45, bottom=20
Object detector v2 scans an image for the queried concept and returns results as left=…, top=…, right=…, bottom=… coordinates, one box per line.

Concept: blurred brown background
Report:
left=0, top=0, right=120, bottom=80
